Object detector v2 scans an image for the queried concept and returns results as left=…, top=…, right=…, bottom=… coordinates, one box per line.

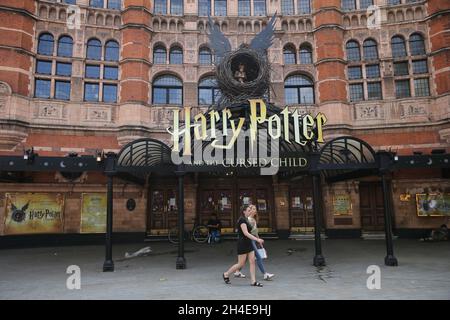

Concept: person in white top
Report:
left=234, top=205, right=274, bottom=281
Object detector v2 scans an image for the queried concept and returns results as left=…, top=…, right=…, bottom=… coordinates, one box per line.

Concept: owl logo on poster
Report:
left=10, top=201, right=30, bottom=223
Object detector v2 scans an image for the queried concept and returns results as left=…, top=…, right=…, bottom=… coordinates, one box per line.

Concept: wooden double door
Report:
left=198, top=177, right=274, bottom=233
left=147, top=186, right=178, bottom=235
left=359, top=182, right=386, bottom=231
left=289, top=177, right=315, bottom=232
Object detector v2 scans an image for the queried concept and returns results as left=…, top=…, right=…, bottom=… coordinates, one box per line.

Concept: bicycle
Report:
left=168, top=220, right=212, bottom=244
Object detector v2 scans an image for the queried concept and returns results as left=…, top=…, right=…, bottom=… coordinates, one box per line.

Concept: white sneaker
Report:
left=263, top=273, right=274, bottom=280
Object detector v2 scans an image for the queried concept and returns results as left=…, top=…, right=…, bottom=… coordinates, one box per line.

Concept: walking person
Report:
left=248, top=205, right=275, bottom=280
left=222, top=204, right=265, bottom=287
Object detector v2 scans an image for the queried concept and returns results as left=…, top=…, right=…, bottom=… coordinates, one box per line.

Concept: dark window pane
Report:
left=367, top=82, right=382, bottom=100
left=348, top=66, right=362, bottom=80
left=90, top=0, right=103, bottom=8
left=389, top=0, right=400, bottom=4
left=108, top=0, right=121, bottom=9
left=86, top=65, right=101, bottom=79
left=38, top=34, right=54, bottom=56
left=63, top=0, right=77, bottom=4
left=153, top=88, right=167, bottom=104
left=284, top=47, right=296, bottom=64
left=198, top=0, right=211, bottom=16
left=395, top=80, right=410, bottom=98
left=391, top=36, right=406, bottom=58
left=154, top=0, right=167, bottom=14
left=154, top=47, right=167, bottom=64
left=87, top=39, right=102, bottom=60
left=170, top=47, right=183, bottom=64
left=363, top=39, right=378, bottom=60
left=103, top=84, right=117, bottom=102
left=254, top=0, right=266, bottom=16
left=169, top=88, right=182, bottom=104
left=285, top=87, right=298, bottom=104
left=56, top=62, right=72, bottom=76
left=360, top=0, right=373, bottom=9
left=199, top=88, right=213, bottom=105
left=349, top=83, right=364, bottom=101
left=346, top=41, right=360, bottom=61
left=412, top=60, right=428, bottom=74
left=299, top=87, right=314, bottom=104
left=238, top=0, right=250, bottom=16
left=199, top=48, right=212, bottom=65
left=198, top=77, right=220, bottom=105
left=414, top=78, right=430, bottom=97
left=55, top=81, right=71, bottom=100
left=342, top=0, right=356, bottom=11
left=298, top=0, right=310, bottom=14
left=299, top=45, right=312, bottom=64
left=215, top=0, right=227, bottom=16
left=366, top=64, right=380, bottom=78
left=84, top=83, right=100, bottom=101
left=171, top=0, right=183, bottom=15
left=36, top=60, right=52, bottom=75
left=409, top=34, right=426, bottom=56
left=57, top=36, right=73, bottom=57
left=394, top=61, right=409, bottom=76
left=281, top=0, right=294, bottom=15
left=35, top=79, right=51, bottom=98
left=105, top=41, right=119, bottom=61
left=104, top=66, right=118, bottom=80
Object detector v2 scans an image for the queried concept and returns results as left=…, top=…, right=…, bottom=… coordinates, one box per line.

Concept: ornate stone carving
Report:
left=36, top=104, right=64, bottom=119
left=355, top=104, right=384, bottom=120
left=400, top=102, right=427, bottom=118
left=85, top=106, right=111, bottom=122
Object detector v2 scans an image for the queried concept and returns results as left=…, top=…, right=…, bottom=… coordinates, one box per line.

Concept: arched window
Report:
left=169, top=46, right=183, bottom=64
left=363, top=39, right=378, bottom=60
left=346, top=40, right=360, bottom=61
left=283, top=45, right=297, bottom=64
left=152, top=75, right=183, bottom=105
left=57, top=36, right=73, bottom=57
left=299, top=44, right=312, bottom=64
left=105, top=40, right=119, bottom=61
left=284, top=74, right=314, bottom=104
left=199, top=47, right=212, bottom=65
left=298, top=0, right=311, bottom=14
left=171, top=0, right=183, bottom=15
left=409, top=33, right=425, bottom=56
left=38, top=33, right=54, bottom=56
left=391, top=36, right=406, bottom=58
left=87, top=38, right=102, bottom=60
left=198, top=77, right=221, bottom=105
left=153, top=46, right=167, bottom=64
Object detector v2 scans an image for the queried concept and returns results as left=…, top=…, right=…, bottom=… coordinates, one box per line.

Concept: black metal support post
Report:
left=381, top=173, right=398, bottom=266
left=103, top=153, right=116, bottom=272
left=176, top=170, right=186, bottom=269
left=312, top=173, right=326, bottom=267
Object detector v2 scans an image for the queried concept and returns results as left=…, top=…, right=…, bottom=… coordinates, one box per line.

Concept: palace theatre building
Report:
left=0, top=0, right=449, bottom=245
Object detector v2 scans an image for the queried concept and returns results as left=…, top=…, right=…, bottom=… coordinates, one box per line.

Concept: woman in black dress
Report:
left=222, top=204, right=265, bottom=287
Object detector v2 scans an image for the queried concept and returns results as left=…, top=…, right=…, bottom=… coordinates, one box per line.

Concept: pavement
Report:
left=0, top=239, right=449, bottom=300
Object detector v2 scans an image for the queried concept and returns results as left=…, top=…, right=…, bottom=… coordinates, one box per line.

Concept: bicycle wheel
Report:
left=168, top=228, right=179, bottom=244
left=192, top=225, right=209, bottom=243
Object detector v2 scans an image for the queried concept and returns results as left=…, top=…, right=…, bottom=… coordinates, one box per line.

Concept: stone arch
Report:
left=298, top=20, right=305, bottom=31
left=153, top=19, right=160, bottom=30
left=254, top=21, right=260, bottom=33
left=289, top=20, right=296, bottom=31
left=343, top=16, right=351, bottom=27
left=221, top=22, right=227, bottom=32
left=39, top=6, right=48, bottom=18
left=245, top=21, right=252, bottom=33
left=360, top=15, right=367, bottom=27
left=282, top=20, right=288, bottom=31
left=114, top=16, right=121, bottom=27
left=396, top=10, right=404, bottom=22
left=161, top=20, right=167, bottom=30
left=58, top=9, right=66, bottom=20
left=351, top=15, right=359, bottom=27
left=388, top=11, right=395, bottom=23
left=305, top=19, right=312, bottom=31
left=106, top=15, right=114, bottom=26
left=238, top=21, right=245, bottom=32
left=198, top=21, right=204, bottom=31
left=177, top=21, right=184, bottom=31
left=406, top=9, right=413, bottom=21
left=169, top=20, right=176, bottom=31
left=88, top=13, right=95, bottom=24
left=96, top=14, right=104, bottom=26
left=49, top=7, right=57, bottom=19
left=414, top=7, right=423, bottom=19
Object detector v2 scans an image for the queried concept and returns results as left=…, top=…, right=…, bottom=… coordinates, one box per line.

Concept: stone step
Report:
left=289, top=233, right=327, bottom=240
left=361, top=232, right=398, bottom=240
